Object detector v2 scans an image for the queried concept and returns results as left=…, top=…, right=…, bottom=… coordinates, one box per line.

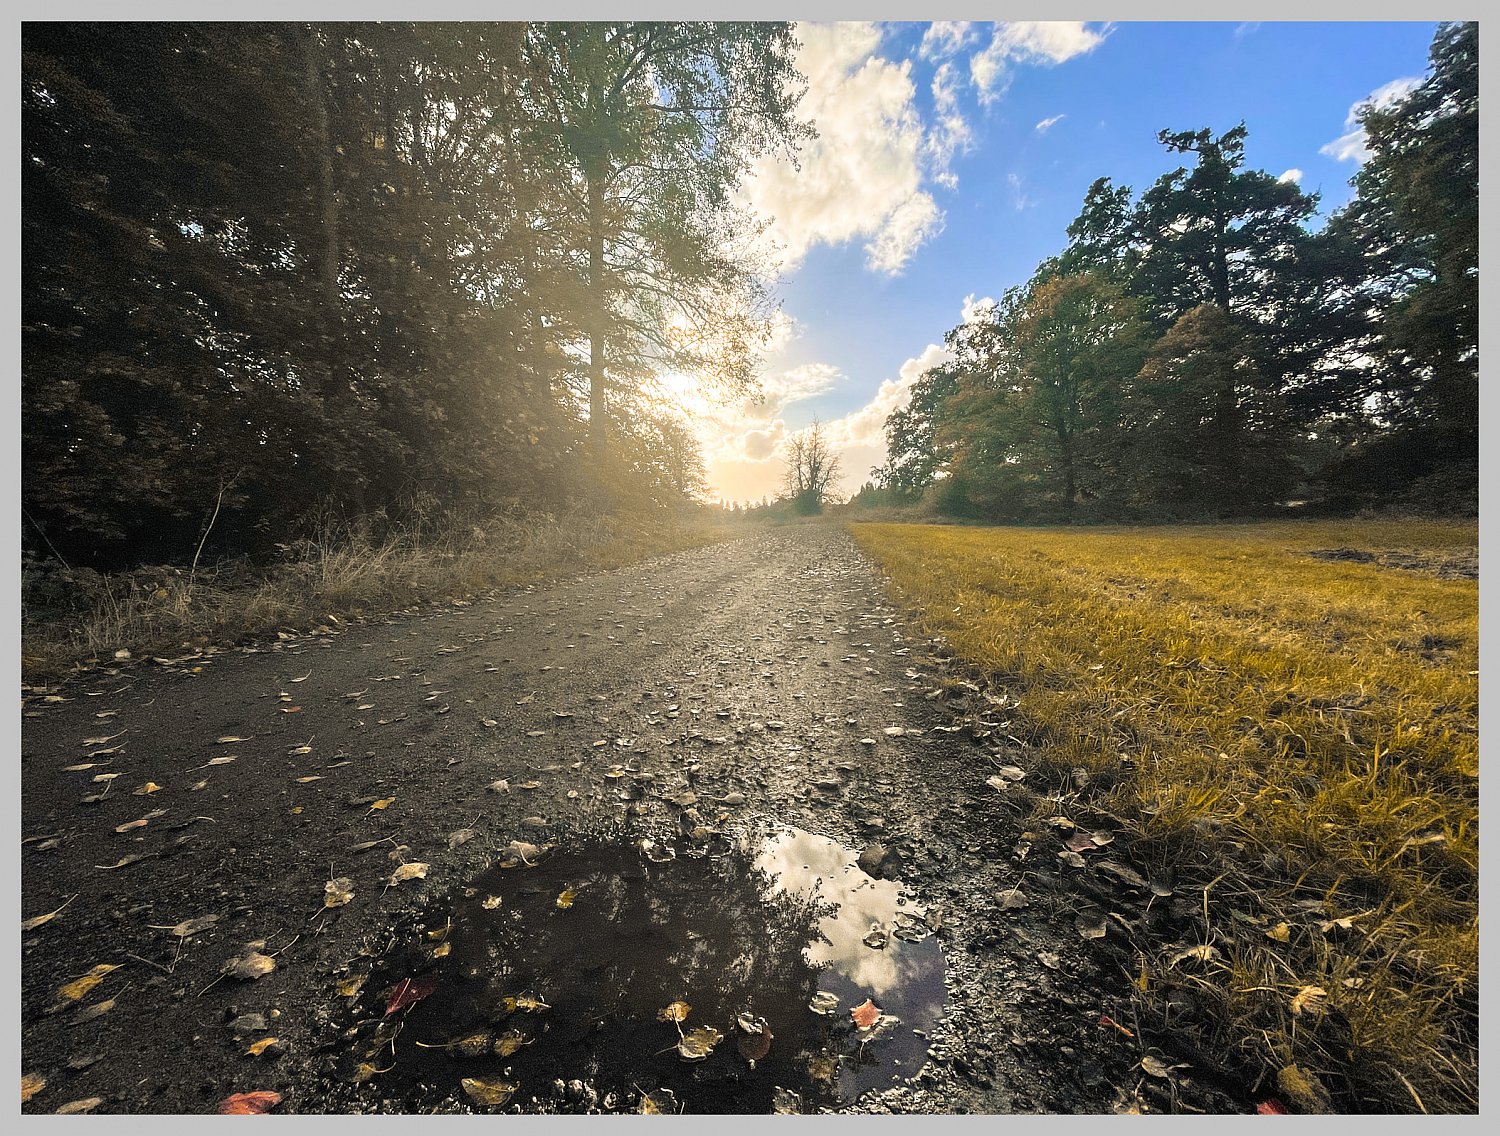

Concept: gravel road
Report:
left=20, top=525, right=1250, bottom=1115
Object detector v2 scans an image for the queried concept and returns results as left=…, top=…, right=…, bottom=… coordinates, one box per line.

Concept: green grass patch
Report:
left=850, top=518, right=1477, bottom=1113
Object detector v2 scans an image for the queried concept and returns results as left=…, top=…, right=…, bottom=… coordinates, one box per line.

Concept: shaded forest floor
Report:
left=21, top=509, right=731, bottom=685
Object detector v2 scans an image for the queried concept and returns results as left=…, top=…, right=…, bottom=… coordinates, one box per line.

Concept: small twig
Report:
left=22, top=504, right=70, bottom=571
left=188, top=473, right=238, bottom=595
left=123, top=953, right=172, bottom=975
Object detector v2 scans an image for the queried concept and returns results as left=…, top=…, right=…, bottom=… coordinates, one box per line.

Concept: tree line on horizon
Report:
left=860, top=22, right=1476, bottom=523
left=22, top=21, right=808, bottom=570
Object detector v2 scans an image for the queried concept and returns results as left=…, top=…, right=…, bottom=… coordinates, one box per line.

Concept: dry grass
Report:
left=22, top=508, right=730, bottom=683
left=850, top=518, right=1478, bottom=1114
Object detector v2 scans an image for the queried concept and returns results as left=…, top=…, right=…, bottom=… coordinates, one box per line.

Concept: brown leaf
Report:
left=677, top=1026, right=722, bottom=1061
left=850, top=998, right=881, bottom=1029
left=223, top=947, right=276, bottom=981
left=21, top=1072, right=45, bottom=1102
left=217, top=1090, right=282, bottom=1114
left=153, top=914, right=219, bottom=938
left=114, top=808, right=166, bottom=833
left=56, top=1097, right=104, bottom=1114
left=216, top=736, right=252, bottom=743
left=323, top=877, right=355, bottom=908
left=492, top=1029, right=529, bottom=1057
left=737, top=1023, right=773, bottom=1063
left=461, top=1078, right=518, bottom=1107
left=22, top=894, right=76, bottom=932
left=1290, top=985, right=1328, bottom=1015
left=657, top=1000, right=692, bottom=1023
left=387, top=862, right=429, bottom=885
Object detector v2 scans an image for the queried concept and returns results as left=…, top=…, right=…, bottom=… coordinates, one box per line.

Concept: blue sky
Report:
left=686, top=20, right=1442, bottom=504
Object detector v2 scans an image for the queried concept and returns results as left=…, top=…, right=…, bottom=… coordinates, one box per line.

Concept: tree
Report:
left=1123, top=303, right=1295, bottom=515
left=782, top=420, right=841, bottom=515
left=534, top=22, right=810, bottom=459
left=1322, top=21, right=1477, bottom=504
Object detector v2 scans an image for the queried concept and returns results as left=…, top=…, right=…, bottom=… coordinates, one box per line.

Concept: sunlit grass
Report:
left=850, top=518, right=1477, bottom=1113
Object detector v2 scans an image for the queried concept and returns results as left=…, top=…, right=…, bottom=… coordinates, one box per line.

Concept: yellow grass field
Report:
left=850, top=518, right=1478, bottom=1113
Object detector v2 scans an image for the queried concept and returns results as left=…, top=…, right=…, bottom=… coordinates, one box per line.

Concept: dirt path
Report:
left=20, top=525, right=1249, bottom=1115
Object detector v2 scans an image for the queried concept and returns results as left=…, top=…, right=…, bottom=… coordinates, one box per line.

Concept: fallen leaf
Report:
left=1290, top=985, right=1328, bottom=1015
left=809, top=992, right=839, bottom=1015
left=205, top=756, right=236, bottom=767
left=388, top=862, right=429, bottom=885
left=73, top=998, right=116, bottom=1023
left=555, top=886, right=578, bottom=910
left=132, top=781, right=163, bottom=795
left=657, top=1000, right=692, bottom=1023
left=288, top=744, right=312, bottom=756
left=1266, top=921, right=1292, bottom=943
left=152, top=914, right=219, bottom=938
left=995, top=887, right=1029, bottom=910
left=217, top=736, right=251, bottom=743
left=1066, top=831, right=1098, bottom=853
left=324, top=877, right=355, bottom=908
left=21, top=894, right=76, bottom=932
left=638, top=1088, right=679, bottom=1115
left=1276, top=1064, right=1333, bottom=1114
left=1168, top=944, right=1222, bottom=967
left=384, top=975, right=439, bottom=1015
left=21, top=1073, right=45, bottom=1102
left=114, top=808, right=166, bottom=833
left=56, top=1097, right=104, bottom=1114
left=677, top=1026, right=722, bottom=1061
left=1058, top=850, right=1087, bottom=868
left=217, top=1090, right=282, bottom=1115
left=296, top=776, right=323, bottom=784
left=461, top=1078, right=518, bottom=1107
left=222, top=946, right=276, bottom=981
left=55, top=963, right=121, bottom=1005
left=1075, top=911, right=1108, bottom=940
left=95, top=853, right=152, bottom=870
left=245, top=1038, right=281, bottom=1057
left=1256, top=1098, right=1290, bottom=1115
left=850, top=998, right=881, bottom=1029
left=1098, top=1014, right=1135, bottom=1038
left=480, top=895, right=502, bottom=910
left=1141, top=1054, right=1185, bottom=1079
left=493, top=1029, right=529, bottom=1057
left=448, top=828, right=477, bottom=849
left=337, top=975, right=367, bottom=998
left=369, top=797, right=395, bottom=811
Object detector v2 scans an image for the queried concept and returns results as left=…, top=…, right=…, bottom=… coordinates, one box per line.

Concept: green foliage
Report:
left=21, top=22, right=808, bottom=570
left=876, top=23, right=1476, bottom=522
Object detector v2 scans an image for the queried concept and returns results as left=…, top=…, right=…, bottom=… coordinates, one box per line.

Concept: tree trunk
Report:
left=587, top=169, right=607, bottom=460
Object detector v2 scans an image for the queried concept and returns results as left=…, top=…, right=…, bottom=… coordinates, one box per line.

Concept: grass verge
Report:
left=850, top=518, right=1478, bottom=1114
left=22, top=508, right=732, bottom=684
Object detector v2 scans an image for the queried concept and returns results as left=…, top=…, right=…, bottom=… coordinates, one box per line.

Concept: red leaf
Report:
left=218, top=1090, right=282, bottom=1115
left=384, top=975, right=439, bottom=1016
left=1256, top=1098, right=1290, bottom=1115
left=1065, top=831, right=1098, bottom=853
left=850, top=998, right=881, bottom=1030
left=1097, top=1014, right=1135, bottom=1038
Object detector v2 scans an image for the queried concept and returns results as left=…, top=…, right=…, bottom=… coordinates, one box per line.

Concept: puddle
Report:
left=336, top=826, right=945, bottom=1113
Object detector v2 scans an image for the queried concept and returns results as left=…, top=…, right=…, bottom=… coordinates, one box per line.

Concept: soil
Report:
left=20, top=525, right=1260, bottom=1115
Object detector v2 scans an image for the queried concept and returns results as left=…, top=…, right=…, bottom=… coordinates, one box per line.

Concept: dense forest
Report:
left=22, top=22, right=808, bottom=571
left=860, top=22, right=1477, bottom=522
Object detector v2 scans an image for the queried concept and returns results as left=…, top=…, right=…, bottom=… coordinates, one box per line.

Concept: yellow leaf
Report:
left=56, top=963, right=120, bottom=1004
left=21, top=1073, right=45, bottom=1103
left=22, top=894, right=76, bottom=932
left=56, top=1097, right=104, bottom=1114
left=246, top=1037, right=281, bottom=1057
left=296, top=776, right=323, bottom=784
left=1277, top=1063, right=1333, bottom=1114
left=432, top=942, right=451, bottom=959
left=481, top=895, right=502, bottom=910
left=1291, top=985, right=1328, bottom=1015
left=493, top=1029, right=529, bottom=1057
left=324, top=877, right=355, bottom=908
left=223, top=949, right=276, bottom=980
left=388, top=862, right=429, bottom=885
left=657, top=1000, right=692, bottom=1023
left=555, top=887, right=578, bottom=910
left=370, top=797, right=395, bottom=810
left=337, top=975, right=367, bottom=998
left=677, top=1026, right=722, bottom=1061
left=461, top=1077, right=519, bottom=1107
left=217, top=735, right=251, bottom=743
left=1266, top=921, right=1292, bottom=942
left=133, top=781, right=163, bottom=795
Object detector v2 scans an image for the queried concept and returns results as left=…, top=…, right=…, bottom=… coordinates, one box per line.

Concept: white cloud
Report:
left=961, top=293, right=997, bottom=323
left=1320, top=76, right=1422, bottom=164
left=1007, top=171, right=1035, bottom=211
left=1035, top=114, right=1066, bottom=134
left=924, top=61, right=973, bottom=189
left=739, top=421, right=787, bottom=462
left=740, top=22, right=944, bottom=276
left=919, top=21, right=976, bottom=61
left=1278, top=168, right=1303, bottom=184
left=971, top=22, right=1111, bottom=105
